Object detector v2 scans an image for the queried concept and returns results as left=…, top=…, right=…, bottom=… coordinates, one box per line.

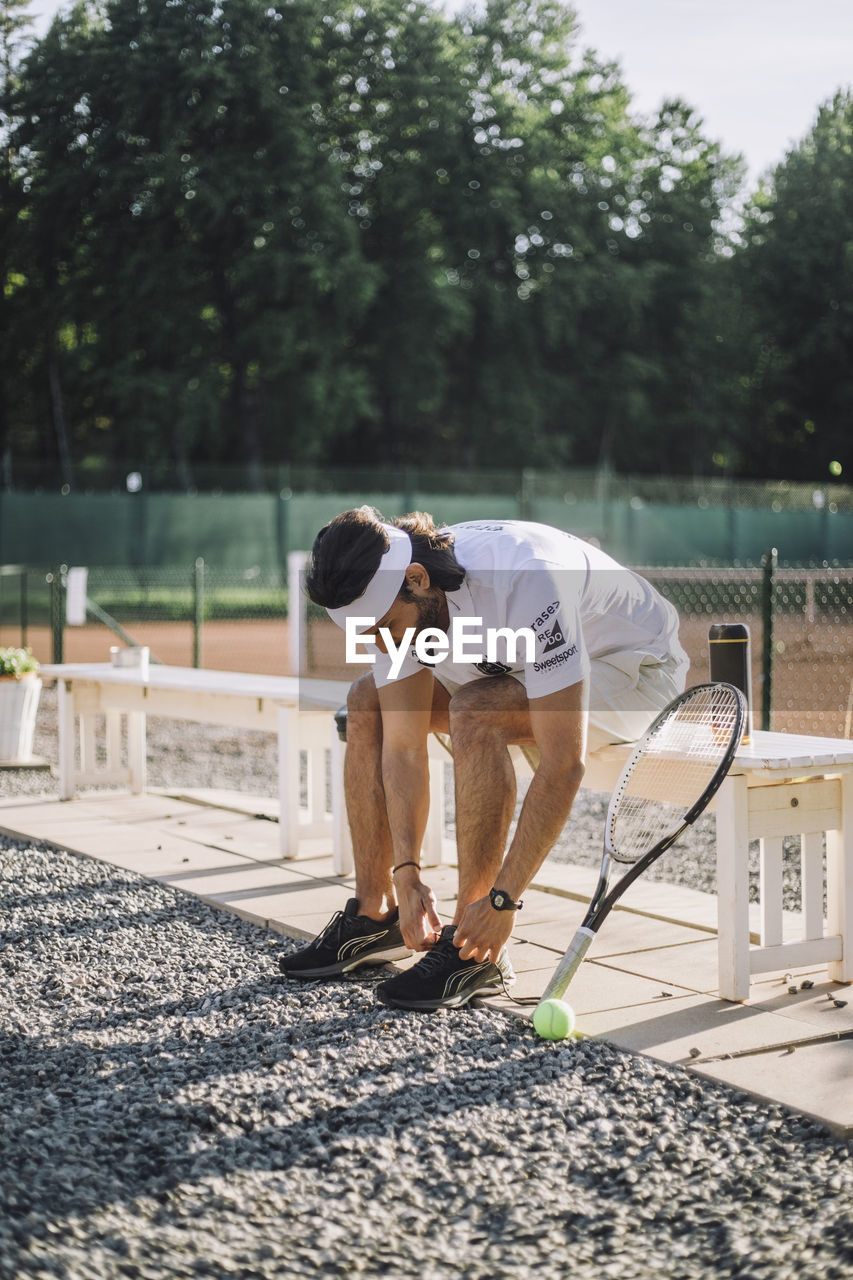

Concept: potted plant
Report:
left=0, top=647, right=43, bottom=763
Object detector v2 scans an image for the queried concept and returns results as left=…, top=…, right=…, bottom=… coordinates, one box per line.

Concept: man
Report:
left=279, top=507, right=688, bottom=1011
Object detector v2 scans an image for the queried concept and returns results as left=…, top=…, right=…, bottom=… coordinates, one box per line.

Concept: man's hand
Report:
left=395, top=872, right=443, bottom=951
left=453, top=895, right=515, bottom=963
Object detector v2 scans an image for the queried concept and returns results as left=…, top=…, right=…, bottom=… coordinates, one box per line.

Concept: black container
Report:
left=708, top=623, right=753, bottom=742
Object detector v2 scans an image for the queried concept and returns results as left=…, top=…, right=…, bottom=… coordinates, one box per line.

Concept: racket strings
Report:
left=607, top=685, right=742, bottom=865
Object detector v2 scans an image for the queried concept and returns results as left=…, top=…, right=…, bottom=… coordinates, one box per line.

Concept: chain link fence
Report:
left=302, top=560, right=853, bottom=738
left=0, top=562, right=289, bottom=675
left=1, top=558, right=850, bottom=736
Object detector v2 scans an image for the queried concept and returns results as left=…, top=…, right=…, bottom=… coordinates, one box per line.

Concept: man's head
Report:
left=305, top=506, right=465, bottom=641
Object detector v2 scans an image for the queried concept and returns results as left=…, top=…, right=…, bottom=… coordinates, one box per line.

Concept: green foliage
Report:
left=1, top=0, right=846, bottom=484
left=0, top=645, right=39, bottom=675
left=734, top=91, right=853, bottom=482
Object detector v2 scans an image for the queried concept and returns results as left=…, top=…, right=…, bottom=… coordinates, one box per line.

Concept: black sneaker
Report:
left=278, top=898, right=412, bottom=979
left=374, top=924, right=515, bottom=1011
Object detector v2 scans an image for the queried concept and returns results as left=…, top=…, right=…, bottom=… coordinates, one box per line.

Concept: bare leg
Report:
left=447, top=677, right=534, bottom=920
left=344, top=673, right=450, bottom=920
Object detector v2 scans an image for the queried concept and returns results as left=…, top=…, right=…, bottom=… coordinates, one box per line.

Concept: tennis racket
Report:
left=534, top=682, right=746, bottom=1030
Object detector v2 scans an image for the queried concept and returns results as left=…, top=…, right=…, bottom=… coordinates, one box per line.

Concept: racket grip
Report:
left=540, top=926, right=596, bottom=1002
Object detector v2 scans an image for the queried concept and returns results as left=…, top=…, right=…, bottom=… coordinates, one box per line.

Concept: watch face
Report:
left=493, top=892, right=506, bottom=908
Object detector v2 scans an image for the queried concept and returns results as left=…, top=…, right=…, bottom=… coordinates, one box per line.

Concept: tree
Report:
left=3, top=0, right=749, bottom=483
left=734, top=91, right=853, bottom=481
left=9, top=0, right=375, bottom=483
left=0, top=0, right=36, bottom=483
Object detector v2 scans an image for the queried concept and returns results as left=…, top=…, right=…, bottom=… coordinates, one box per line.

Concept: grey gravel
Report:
left=0, top=688, right=851, bottom=1278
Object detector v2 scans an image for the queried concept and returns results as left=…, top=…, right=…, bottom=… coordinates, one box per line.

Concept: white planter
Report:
left=0, top=675, right=43, bottom=763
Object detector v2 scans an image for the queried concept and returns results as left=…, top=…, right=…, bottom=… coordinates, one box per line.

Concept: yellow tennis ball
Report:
left=533, top=998, right=575, bottom=1041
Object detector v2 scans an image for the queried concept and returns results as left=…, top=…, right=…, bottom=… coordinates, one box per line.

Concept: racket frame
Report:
left=539, top=682, right=746, bottom=1005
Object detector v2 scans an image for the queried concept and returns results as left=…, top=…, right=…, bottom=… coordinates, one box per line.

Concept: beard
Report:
left=414, top=592, right=443, bottom=636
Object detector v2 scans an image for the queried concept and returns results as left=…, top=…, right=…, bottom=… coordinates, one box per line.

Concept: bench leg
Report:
left=800, top=831, right=824, bottom=941
left=277, top=706, right=302, bottom=860
left=827, top=772, right=852, bottom=983
left=715, top=773, right=751, bottom=1001
left=126, top=711, right=147, bottom=794
left=421, top=754, right=446, bottom=867
left=758, top=836, right=784, bottom=947
left=56, top=678, right=77, bottom=800
left=330, top=727, right=353, bottom=877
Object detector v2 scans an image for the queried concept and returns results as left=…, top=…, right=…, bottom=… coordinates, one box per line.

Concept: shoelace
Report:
left=313, top=910, right=349, bottom=948
left=407, top=932, right=533, bottom=1005
left=410, top=934, right=462, bottom=976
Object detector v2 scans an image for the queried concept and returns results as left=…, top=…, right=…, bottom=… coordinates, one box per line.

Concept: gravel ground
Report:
left=1, top=688, right=851, bottom=1279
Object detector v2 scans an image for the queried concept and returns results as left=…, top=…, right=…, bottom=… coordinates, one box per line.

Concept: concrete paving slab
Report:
left=748, top=982, right=853, bottom=1034
left=512, top=914, right=714, bottom=968
left=221, top=879, right=359, bottom=924
left=490, top=952, right=700, bottom=1017
left=536, top=860, right=721, bottom=934
left=693, top=1040, right=853, bottom=1138
left=571, top=986, right=832, bottom=1065
left=154, top=787, right=280, bottom=821
left=167, top=821, right=286, bottom=864
left=156, top=861, right=313, bottom=899
left=595, top=937, right=725, bottom=994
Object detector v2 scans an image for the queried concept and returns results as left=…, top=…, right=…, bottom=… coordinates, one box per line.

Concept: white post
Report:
left=422, top=754, right=447, bottom=866
left=715, top=774, right=751, bottom=1000
left=800, top=831, right=824, bottom=941
left=758, top=836, right=784, bottom=947
left=126, top=712, right=147, bottom=794
left=287, top=551, right=308, bottom=677
left=56, top=678, right=77, bottom=800
left=330, top=722, right=353, bottom=876
left=277, top=705, right=303, bottom=859
left=826, top=772, right=852, bottom=983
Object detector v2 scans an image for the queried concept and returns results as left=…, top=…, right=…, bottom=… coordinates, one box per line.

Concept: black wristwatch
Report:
left=489, top=887, right=523, bottom=912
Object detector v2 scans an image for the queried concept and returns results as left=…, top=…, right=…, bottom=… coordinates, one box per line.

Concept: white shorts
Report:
left=433, top=646, right=690, bottom=763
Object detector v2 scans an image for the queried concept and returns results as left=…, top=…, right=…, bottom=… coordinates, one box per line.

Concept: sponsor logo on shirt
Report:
left=533, top=644, right=578, bottom=673
left=540, top=616, right=566, bottom=654
left=530, top=601, right=561, bottom=631
left=474, top=661, right=512, bottom=676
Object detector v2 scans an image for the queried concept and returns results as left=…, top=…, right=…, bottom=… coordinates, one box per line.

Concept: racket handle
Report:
left=539, top=926, right=596, bottom=1002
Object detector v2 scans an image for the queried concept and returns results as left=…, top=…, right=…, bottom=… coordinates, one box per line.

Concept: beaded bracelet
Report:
left=391, top=861, right=421, bottom=875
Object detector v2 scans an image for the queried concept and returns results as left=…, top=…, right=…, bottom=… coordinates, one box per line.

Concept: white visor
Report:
left=326, top=524, right=413, bottom=632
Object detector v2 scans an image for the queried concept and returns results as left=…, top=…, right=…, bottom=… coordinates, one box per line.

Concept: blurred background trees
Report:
left=0, top=0, right=850, bottom=487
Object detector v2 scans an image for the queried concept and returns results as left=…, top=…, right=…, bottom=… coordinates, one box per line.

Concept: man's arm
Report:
left=377, top=667, right=444, bottom=949
left=454, top=679, right=587, bottom=962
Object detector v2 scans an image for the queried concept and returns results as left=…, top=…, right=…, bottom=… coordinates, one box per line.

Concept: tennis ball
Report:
left=533, top=998, right=575, bottom=1041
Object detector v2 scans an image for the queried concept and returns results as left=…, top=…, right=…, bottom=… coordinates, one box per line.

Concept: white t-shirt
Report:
left=371, top=520, right=683, bottom=699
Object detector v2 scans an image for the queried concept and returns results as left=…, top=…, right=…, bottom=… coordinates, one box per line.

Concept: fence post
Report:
left=520, top=468, right=535, bottom=521
left=277, top=463, right=292, bottom=583
left=760, top=547, right=777, bottom=731
left=20, top=570, right=28, bottom=648
left=287, top=550, right=308, bottom=677
left=192, top=557, right=205, bottom=669
left=401, top=466, right=417, bottom=517
left=49, top=565, right=66, bottom=663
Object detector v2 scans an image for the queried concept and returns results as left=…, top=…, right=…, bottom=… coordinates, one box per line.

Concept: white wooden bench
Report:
left=581, top=733, right=853, bottom=1001
left=43, top=663, right=852, bottom=1003
left=40, top=663, right=351, bottom=862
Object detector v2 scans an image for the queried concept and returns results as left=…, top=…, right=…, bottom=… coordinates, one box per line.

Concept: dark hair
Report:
left=394, top=511, right=465, bottom=595
left=305, top=506, right=465, bottom=608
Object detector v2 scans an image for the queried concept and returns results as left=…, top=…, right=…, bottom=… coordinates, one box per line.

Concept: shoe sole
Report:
left=375, top=977, right=512, bottom=1011
left=279, top=945, right=413, bottom=980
